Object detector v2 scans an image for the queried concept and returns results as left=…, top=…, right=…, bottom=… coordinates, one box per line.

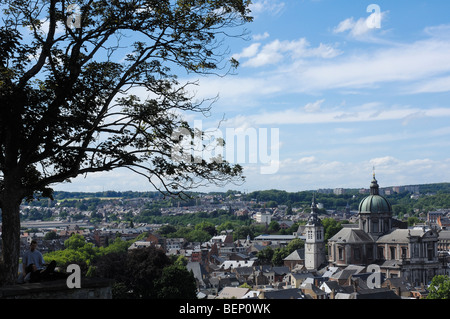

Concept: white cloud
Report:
left=252, top=32, right=270, bottom=41
left=233, top=156, right=450, bottom=192
left=226, top=103, right=450, bottom=127
left=188, top=24, right=450, bottom=109
left=304, top=99, right=324, bottom=113
left=401, top=111, right=427, bottom=126
left=232, top=43, right=262, bottom=61
left=333, top=11, right=388, bottom=39
left=297, top=156, right=317, bottom=165
left=224, top=24, right=450, bottom=98
left=238, top=38, right=341, bottom=68
left=334, top=18, right=356, bottom=34
left=249, top=0, right=285, bottom=17
left=38, top=19, right=66, bottom=36
left=423, top=24, right=450, bottom=39
left=334, top=17, right=371, bottom=37
left=369, top=156, right=399, bottom=168
left=407, top=76, right=450, bottom=94
left=290, top=36, right=450, bottom=93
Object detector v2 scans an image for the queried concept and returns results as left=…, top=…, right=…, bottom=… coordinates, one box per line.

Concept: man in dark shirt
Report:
left=22, top=240, right=56, bottom=282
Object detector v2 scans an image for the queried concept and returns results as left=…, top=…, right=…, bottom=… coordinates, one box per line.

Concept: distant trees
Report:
left=245, top=189, right=360, bottom=209
left=407, top=216, right=420, bottom=227
left=243, top=187, right=450, bottom=218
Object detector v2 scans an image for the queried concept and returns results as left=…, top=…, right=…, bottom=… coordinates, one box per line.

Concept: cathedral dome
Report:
left=359, top=194, right=392, bottom=214
left=358, top=173, right=392, bottom=214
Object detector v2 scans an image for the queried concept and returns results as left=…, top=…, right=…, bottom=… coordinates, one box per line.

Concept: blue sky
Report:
left=58, top=0, right=450, bottom=193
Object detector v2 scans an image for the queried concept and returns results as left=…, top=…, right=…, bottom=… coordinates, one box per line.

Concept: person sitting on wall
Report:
left=22, top=240, right=56, bottom=283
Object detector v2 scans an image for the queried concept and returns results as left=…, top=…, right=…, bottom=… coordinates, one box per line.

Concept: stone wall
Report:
left=0, top=277, right=113, bottom=299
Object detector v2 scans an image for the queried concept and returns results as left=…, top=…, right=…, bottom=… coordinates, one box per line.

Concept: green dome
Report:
left=359, top=194, right=392, bottom=214
left=358, top=173, right=392, bottom=214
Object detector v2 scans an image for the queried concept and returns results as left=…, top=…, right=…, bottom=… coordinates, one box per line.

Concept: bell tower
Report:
left=305, top=195, right=326, bottom=270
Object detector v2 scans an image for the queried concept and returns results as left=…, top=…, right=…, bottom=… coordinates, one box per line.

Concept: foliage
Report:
left=44, top=230, right=58, bottom=240
left=184, top=229, right=212, bottom=242
left=154, top=264, right=197, bottom=299
left=322, top=218, right=346, bottom=242
left=256, top=238, right=305, bottom=266
left=407, top=216, right=420, bottom=227
left=243, top=186, right=450, bottom=219
left=245, top=189, right=360, bottom=210
left=256, top=246, right=274, bottom=265
left=43, top=233, right=133, bottom=268
left=93, top=246, right=196, bottom=299
left=427, top=275, right=450, bottom=299
left=268, top=220, right=280, bottom=233
left=272, top=238, right=305, bottom=266
left=195, top=221, right=217, bottom=237
left=233, top=225, right=255, bottom=241
left=239, top=282, right=252, bottom=289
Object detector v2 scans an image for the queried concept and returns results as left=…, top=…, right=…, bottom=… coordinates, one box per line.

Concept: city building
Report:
left=254, top=211, right=272, bottom=224
left=328, top=173, right=444, bottom=286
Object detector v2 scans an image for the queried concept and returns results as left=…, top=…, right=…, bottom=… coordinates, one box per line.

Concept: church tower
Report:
left=305, top=195, right=326, bottom=270
left=358, top=171, right=393, bottom=238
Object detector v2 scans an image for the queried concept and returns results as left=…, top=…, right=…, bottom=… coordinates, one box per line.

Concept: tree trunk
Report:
left=0, top=183, right=22, bottom=286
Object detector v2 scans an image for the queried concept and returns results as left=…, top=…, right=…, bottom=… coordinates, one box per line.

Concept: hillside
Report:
left=22, top=182, right=450, bottom=217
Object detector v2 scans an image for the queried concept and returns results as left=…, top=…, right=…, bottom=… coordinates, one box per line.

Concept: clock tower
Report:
left=305, top=195, right=326, bottom=270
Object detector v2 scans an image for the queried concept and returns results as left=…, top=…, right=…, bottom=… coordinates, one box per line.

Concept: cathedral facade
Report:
left=327, top=174, right=444, bottom=286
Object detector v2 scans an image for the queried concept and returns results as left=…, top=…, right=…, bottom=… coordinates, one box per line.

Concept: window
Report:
left=367, top=245, right=373, bottom=260
left=372, top=220, right=379, bottom=233
left=401, top=247, right=407, bottom=259
left=316, top=230, right=322, bottom=240
left=427, top=243, right=434, bottom=261
left=354, top=248, right=361, bottom=260
left=338, top=247, right=344, bottom=260
left=377, top=247, right=384, bottom=260
left=390, top=246, right=396, bottom=260
left=412, top=244, right=418, bottom=258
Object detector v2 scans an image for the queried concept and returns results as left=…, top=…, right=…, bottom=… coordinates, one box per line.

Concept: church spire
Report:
left=311, top=193, right=317, bottom=214
left=370, top=167, right=380, bottom=195
left=307, top=193, right=322, bottom=226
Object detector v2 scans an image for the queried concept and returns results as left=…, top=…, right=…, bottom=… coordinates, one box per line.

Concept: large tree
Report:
left=0, top=0, right=251, bottom=285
